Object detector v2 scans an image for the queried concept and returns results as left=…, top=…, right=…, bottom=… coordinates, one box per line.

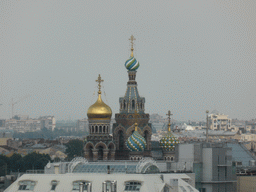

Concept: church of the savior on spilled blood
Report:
left=84, top=36, right=179, bottom=161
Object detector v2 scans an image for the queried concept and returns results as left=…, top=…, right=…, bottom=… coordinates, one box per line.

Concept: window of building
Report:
left=18, top=180, right=36, bottom=191
left=103, top=181, right=117, bottom=192
left=105, top=181, right=112, bottom=191
left=163, top=186, right=170, bottom=192
left=51, top=180, right=58, bottom=191
left=72, top=180, right=91, bottom=191
left=179, top=186, right=186, bottom=192
left=124, top=181, right=142, bottom=191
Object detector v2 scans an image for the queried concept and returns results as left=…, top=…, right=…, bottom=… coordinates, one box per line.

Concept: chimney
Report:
left=54, top=164, right=59, bottom=174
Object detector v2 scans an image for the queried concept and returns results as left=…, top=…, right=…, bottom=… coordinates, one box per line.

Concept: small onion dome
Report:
left=126, top=130, right=146, bottom=151
left=159, top=132, right=179, bottom=151
left=125, top=56, right=140, bottom=71
left=87, top=93, right=112, bottom=120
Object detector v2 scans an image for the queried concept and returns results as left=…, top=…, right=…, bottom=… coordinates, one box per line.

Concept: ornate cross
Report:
left=96, top=74, right=104, bottom=94
left=166, top=110, right=173, bottom=132
left=129, top=35, right=136, bottom=56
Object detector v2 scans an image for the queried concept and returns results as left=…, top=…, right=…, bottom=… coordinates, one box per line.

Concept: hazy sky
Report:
left=1, top=0, right=256, bottom=121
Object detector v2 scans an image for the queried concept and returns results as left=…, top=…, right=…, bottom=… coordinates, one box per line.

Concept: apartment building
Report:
left=5, top=115, right=56, bottom=132
left=208, top=112, right=231, bottom=131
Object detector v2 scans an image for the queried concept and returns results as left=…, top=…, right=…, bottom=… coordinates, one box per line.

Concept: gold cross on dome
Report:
left=96, top=74, right=104, bottom=94
left=166, top=110, right=173, bottom=132
left=129, top=35, right=136, bottom=57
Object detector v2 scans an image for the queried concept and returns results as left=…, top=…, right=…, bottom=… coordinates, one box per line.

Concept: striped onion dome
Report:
left=159, top=131, right=179, bottom=151
left=125, top=56, right=140, bottom=71
left=126, top=130, right=146, bottom=151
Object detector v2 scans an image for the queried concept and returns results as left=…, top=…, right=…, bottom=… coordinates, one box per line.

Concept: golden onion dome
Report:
left=87, top=93, right=112, bottom=120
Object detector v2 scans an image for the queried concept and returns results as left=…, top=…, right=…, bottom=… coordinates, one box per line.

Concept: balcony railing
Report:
left=26, top=170, right=44, bottom=174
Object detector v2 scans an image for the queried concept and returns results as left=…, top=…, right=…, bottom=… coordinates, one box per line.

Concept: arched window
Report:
left=72, top=180, right=91, bottom=191
left=118, top=130, right=124, bottom=150
left=103, top=181, right=117, bottom=192
left=92, top=126, right=94, bottom=133
left=98, top=146, right=104, bottom=160
left=124, top=181, right=142, bottom=191
left=123, top=101, right=126, bottom=110
left=95, top=126, right=98, bottom=133
left=132, top=100, right=135, bottom=110
left=18, top=180, right=36, bottom=190
left=99, top=126, right=102, bottom=133
left=103, top=126, right=106, bottom=133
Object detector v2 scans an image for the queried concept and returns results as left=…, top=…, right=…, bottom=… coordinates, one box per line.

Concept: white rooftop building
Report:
left=5, top=157, right=199, bottom=192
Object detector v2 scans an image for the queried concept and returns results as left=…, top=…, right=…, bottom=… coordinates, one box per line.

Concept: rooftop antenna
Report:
left=206, top=110, right=209, bottom=142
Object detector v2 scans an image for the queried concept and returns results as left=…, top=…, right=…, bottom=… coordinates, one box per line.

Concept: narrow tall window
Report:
left=132, top=100, right=135, bottom=110
left=123, top=101, right=126, bottom=110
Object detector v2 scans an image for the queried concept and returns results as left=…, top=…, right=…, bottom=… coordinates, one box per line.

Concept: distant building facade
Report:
left=176, top=143, right=237, bottom=192
left=39, top=116, right=56, bottom=131
left=209, top=112, right=231, bottom=131
left=77, top=118, right=88, bottom=132
left=5, top=115, right=56, bottom=132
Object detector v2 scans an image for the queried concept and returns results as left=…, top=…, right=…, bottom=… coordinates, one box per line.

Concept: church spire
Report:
left=125, top=35, right=140, bottom=71
left=166, top=110, right=173, bottom=132
left=96, top=74, right=104, bottom=95
left=129, top=35, right=136, bottom=57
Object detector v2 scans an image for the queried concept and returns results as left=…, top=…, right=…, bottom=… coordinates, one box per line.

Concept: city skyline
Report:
left=1, top=1, right=256, bottom=121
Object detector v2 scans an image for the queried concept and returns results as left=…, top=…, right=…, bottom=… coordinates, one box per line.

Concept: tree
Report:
left=9, top=153, right=22, bottom=172
left=21, top=152, right=51, bottom=171
left=65, top=139, right=84, bottom=160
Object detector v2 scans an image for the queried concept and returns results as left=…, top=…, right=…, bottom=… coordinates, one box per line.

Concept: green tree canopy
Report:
left=65, top=139, right=84, bottom=160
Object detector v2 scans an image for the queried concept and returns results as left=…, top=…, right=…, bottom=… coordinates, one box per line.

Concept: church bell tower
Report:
left=112, top=36, right=152, bottom=160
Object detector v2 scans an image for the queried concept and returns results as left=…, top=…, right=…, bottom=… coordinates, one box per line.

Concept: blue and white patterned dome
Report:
left=159, top=132, right=179, bottom=151
left=126, top=130, right=146, bottom=151
left=125, top=56, right=140, bottom=71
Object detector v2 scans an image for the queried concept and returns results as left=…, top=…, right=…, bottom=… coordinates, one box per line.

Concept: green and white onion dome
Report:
left=125, top=56, right=140, bottom=71
left=126, top=130, right=146, bottom=151
left=159, top=132, right=179, bottom=151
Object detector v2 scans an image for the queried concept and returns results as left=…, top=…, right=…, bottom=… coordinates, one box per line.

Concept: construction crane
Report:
left=11, top=95, right=30, bottom=119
